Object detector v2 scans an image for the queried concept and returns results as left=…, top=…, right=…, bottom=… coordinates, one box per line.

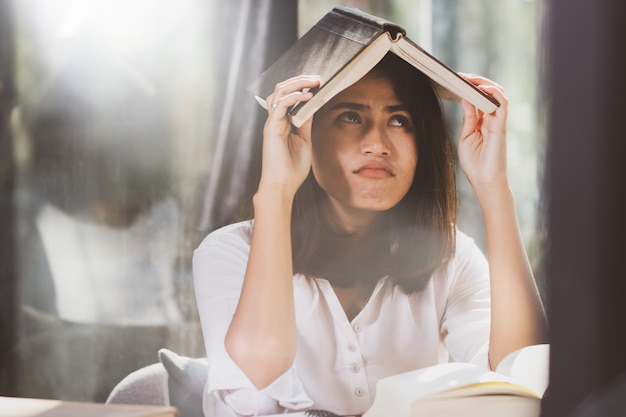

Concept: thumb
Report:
left=459, top=100, right=483, bottom=140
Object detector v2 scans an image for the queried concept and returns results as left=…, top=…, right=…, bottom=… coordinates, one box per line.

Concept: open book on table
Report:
left=248, top=6, right=500, bottom=128
left=266, top=344, right=549, bottom=417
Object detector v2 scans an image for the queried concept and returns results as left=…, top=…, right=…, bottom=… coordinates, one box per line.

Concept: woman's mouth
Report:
left=354, top=162, right=394, bottom=178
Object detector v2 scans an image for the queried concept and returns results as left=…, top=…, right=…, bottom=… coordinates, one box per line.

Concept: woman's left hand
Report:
left=457, top=76, right=549, bottom=367
left=457, top=74, right=509, bottom=193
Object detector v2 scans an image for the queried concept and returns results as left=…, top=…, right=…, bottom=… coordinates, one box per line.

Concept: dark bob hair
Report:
left=290, top=52, right=458, bottom=294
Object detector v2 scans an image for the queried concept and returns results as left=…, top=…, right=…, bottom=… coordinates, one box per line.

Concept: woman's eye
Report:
left=338, top=112, right=361, bottom=124
left=389, top=115, right=412, bottom=128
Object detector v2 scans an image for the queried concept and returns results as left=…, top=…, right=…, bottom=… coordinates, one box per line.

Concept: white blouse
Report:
left=193, top=221, right=491, bottom=417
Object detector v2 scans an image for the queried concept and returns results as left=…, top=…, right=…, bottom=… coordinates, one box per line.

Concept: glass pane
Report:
left=1, top=0, right=547, bottom=405
left=4, top=0, right=217, bottom=402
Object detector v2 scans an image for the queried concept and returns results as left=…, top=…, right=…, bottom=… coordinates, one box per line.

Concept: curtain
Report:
left=198, top=0, right=298, bottom=232
left=0, top=0, right=17, bottom=394
left=0, top=0, right=298, bottom=402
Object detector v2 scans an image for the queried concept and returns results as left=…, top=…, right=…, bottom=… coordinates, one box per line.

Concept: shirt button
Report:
left=347, top=343, right=357, bottom=352
left=353, top=323, right=363, bottom=332
left=350, top=364, right=360, bottom=373
left=354, top=387, right=365, bottom=397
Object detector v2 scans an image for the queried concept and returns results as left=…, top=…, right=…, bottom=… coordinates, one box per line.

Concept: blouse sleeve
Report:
left=192, top=222, right=313, bottom=416
left=439, top=231, right=491, bottom=369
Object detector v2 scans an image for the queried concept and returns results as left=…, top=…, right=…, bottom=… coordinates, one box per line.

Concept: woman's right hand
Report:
left=259, top=75, right=321, bottom=197
left=224, top=75, right=321, bottom=389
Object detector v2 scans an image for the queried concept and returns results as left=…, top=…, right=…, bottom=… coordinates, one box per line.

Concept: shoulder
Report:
left=193, top=220, right=254, bottom=271
left=440, top=228, right=489, bottom=286
left=192, top=221, right=253, bottom=290
left=195, top=220, right=253, bottom=252
left=454, top=228, right=483, bottom=256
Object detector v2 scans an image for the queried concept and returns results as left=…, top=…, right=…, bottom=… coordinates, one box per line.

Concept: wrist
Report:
left=257, top=174, right=302, bottom=198
left=253, top=186, right=296, bottom=213
left=474, top=181, right=515, bottom=209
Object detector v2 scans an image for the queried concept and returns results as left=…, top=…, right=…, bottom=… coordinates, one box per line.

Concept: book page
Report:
left=495, top=344, right=550, bottom=397
left=363, top=362, right=541, bottom=417
left=390, top=38, right=499, bottom=114
left=411, top=394, right=540, bottom=417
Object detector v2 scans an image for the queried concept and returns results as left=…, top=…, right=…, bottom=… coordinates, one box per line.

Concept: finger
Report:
left=275, top=74, right=322, bottom=92
left=476, top=85, right=508, bottom=119
left=267, top=75, right=321, bottom=112
left=459, top=72, right=502, bottom=89
left=459, top=72, right=506, bottom=111
left=269, top=89, right=314, bottom=115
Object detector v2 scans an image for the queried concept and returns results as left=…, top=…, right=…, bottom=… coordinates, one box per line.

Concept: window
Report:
left=0, top=0, right=545, bottom=403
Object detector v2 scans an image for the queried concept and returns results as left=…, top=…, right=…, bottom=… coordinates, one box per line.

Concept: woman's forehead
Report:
left=326, top=74, right=402, bottom=107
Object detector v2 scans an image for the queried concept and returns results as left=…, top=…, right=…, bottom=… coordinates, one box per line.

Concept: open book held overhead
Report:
left=249, top=6, right=500, bottom=127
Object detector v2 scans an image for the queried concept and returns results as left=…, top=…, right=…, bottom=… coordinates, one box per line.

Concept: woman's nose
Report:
left=360, top=127, right=391, bottom=156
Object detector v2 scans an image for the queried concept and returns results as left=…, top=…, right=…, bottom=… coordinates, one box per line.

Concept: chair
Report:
left=106, top=362, right=169, bottom=406
left=106, top=349, right=208, bottom=417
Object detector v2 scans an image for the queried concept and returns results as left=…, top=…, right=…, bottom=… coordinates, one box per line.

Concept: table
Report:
left=0, top=396, right=177, bottom=417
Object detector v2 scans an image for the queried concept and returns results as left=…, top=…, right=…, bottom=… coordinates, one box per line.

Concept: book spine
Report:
left=318, top=9, right=385, bottom=46
left=332, top=6, right=406, bottom=39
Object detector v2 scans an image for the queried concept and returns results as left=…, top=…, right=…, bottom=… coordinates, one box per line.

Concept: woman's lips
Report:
left=354, top=162, right=395, bottom=178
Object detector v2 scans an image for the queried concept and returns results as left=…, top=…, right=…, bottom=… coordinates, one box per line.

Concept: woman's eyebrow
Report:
left=328, top=102, right=368, bottom=111
left=328, top=102, right=409, bottom=112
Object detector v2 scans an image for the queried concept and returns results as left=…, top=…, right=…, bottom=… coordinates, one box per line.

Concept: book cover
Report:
left=248, top=7, right=395, bottom=105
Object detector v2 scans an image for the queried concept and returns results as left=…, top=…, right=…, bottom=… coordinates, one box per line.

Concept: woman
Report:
left=193, top=54, right=548, bottom=416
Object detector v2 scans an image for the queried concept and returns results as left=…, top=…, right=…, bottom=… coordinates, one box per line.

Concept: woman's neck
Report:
left=320, top=196, right=384, bottom=240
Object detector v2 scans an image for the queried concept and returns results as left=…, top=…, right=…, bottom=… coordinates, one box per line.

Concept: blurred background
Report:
left=0, top=0, right=546, bottom=403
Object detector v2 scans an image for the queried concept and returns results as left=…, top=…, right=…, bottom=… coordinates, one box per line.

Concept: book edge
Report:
left=362, top=363, right=540, bottom=417
left=289, top=32, right=393, bottom=127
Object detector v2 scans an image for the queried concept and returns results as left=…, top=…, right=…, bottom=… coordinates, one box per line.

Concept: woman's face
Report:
left=311, top=73, right=418, bottom=217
